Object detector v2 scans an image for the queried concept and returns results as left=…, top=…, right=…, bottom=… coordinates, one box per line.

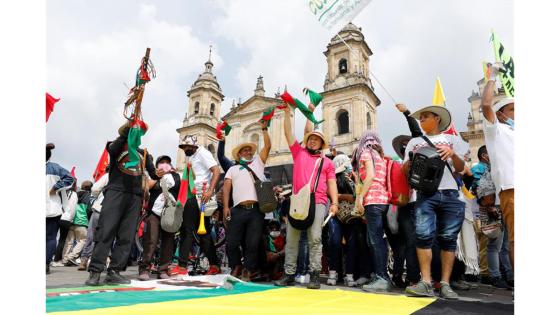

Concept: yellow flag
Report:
left=432, top=77, right=446, bottom=106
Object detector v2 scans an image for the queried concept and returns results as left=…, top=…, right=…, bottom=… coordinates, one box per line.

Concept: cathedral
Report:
left=176, top=23, right=380, bottom=184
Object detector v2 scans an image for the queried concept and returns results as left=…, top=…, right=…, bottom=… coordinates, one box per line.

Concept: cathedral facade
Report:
left=176, top=23, right=381, bottom=183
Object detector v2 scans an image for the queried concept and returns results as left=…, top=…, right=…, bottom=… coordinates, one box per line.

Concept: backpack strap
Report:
left=242, top=163, right=261, bottom=184
left=421, top=135, right=461, bottom=190
left=312, top=158, right=324, bottom=193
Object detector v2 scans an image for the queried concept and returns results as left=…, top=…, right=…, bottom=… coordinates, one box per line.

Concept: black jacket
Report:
left=105, top=128, right=158, bottom=196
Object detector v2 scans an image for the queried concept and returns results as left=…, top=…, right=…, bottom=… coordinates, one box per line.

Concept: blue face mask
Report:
left=505, top=118, right=514, bottom=129
left=345, top=166, right=352, bottom=174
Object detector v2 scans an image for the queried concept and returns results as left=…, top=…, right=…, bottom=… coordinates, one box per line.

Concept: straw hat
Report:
left=231, top=142, right=257, bottom=161
left=410, top=105, right=452, bottom=132
left=302, top=130, right=328, bottom=150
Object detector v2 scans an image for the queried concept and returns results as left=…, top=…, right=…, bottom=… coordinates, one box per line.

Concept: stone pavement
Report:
left=47, top=264, right=514, bottom=307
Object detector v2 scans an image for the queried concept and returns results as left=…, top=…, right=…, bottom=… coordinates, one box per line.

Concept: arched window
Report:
left=337, top=110, right=349, bottom=135
left=367, top=112, right=372, bottom=130
left=339, top=58, right=348, bottom=74
left=194, top=102, right=200, bottom=115
left=210, top=103, right=215, bottom=116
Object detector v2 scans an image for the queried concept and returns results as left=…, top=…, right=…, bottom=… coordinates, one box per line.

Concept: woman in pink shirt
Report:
left=351, top=131, right=391, bottom=292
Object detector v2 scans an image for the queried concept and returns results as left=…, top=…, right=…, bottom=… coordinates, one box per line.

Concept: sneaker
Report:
left=85, top=271, right=101, bottom=286
left=138, top=270, right=151, bottom=281
left=274, top=273, right=296, bottom=286
left=77, top=258, right=88, bottom=271
left=158, top=271, right=170, bottom=279
left=307, top=271, right=321, bottom=289
left=326, top=271, right=337, bottom=286
left=344, top=274, right=356, bottom=287
left=356, top=276, right=370, bottom=286
left=450, top=280, right=471, bottom=291
left=104, top=269, right=131, bottom=285
left=168, top=265, right=189, bottom=276
left=295, top=274, right=310, bottom=284
left=439, top=281, right=459, bottom=299
left=362, top=277, right=391, bottom=292
left=480, top=274, right=492, bottom=285
left=65, top=259, right=79, bottom=267
left=490, top=277, right=512, bottom=290
left=405, top=280, right=435, bottom=297
left=51, top=261, right=65, bottom=267
left=205, top=265, right=221, bottom=275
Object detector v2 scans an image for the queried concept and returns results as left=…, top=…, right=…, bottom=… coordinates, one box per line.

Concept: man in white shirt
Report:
left=481, top=73, right=514, bottom=269
left=169, top=135, right=222, bottom=276
left=222, top=121, right=271, bottom=280
left=402, top=105, right=466, bottom=299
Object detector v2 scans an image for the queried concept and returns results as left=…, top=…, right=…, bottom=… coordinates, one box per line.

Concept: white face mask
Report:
left=270, top=231, right=281, bottom=238
left=240, top=156, right=254, bottom=163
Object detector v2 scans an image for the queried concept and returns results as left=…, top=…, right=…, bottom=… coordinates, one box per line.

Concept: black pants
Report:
left=397, top=202, right=421, bottom=282
left=139, top=213, right=176, bottom=272
left=226, top=205, right=264, bottom=272
left=54, top=224, right=69, bottom=262
left=178, top=198, right=219, bottom=267
left=88, top=189, right=142, bottom=273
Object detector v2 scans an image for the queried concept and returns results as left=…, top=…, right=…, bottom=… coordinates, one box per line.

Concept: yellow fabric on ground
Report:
left=50, top=287, right=435, bottom=315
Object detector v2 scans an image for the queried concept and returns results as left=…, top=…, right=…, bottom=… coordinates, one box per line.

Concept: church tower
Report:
left=321, top=23, right=381, bottom=155
left=176, top=47, right=224, bottom=169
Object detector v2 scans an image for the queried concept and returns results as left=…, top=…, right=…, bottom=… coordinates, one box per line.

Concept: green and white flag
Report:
left=308, top=0, right=372, bottom=31
left=491, top=30, right=514, bottom=97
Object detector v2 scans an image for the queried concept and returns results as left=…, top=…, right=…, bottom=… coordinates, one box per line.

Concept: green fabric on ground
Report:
left=47, top=285, right=125, bottom=294
left=46, top=282, right=278, bottom=313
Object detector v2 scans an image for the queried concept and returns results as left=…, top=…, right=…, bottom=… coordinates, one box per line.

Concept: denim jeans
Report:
left=487, top=229, right=504, bottom=278
left=415, top=190, right=465, bottom=251
left=226, top=206, right=264, bottom=272
left=343, top=220, right=372, bottom=278
left=364, top=204, right=390, bottom=280
left=46, top=216, right=61, bottom=265
left=327, top=217, right=343, bottom=271
left=500, top=225, right=514, bottom=281
left=285, top=204, right=326, bottom=274
left=296, top=231, right=309, bottom=275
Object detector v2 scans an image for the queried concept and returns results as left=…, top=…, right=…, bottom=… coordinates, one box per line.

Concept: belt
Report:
left=236, top=203, right=258, bottom=210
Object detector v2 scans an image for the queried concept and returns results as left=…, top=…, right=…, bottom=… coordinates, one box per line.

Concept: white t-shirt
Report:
left=189, top=147, right=218, bottom=186
left=483, top=118, right=514, bottom=191
left=151, top=173, right=176, bottom=217
left=224, top=156, right=266, bottom=207
left=404, top=134, right=467, bottom=191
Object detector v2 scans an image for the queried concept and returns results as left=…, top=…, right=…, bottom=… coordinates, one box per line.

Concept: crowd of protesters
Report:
left=46, top=76, right=514, bottom=299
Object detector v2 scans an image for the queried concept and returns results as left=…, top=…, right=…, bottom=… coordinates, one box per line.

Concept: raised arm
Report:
left=217, top=137, right=235, bottom=173
left=481, top=80, right=497, bottom=124
left=396, top=103, right=422, bottom=137
left=282, top=104, right=295, bottom=146
left=259, top=120, right=272, bottom=162
left=304, top=103, right=316, bottom=134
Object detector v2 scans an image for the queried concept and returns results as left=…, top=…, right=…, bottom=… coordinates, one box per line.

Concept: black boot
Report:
left=307, top=271, right=321, bottom=289
left=274, top=273, right=296, bottom=286
left=104, top=269, right=131, bottom=285
left=85, top=271, right=101, bottom=286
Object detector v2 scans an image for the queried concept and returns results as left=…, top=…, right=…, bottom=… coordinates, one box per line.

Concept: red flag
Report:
left=46, top=93, right=60, bottom=122
left=92, top=148, right=109, bottom=182
left=443, top=123, right=459, bottom=136
left=70, top=166, right=76, bottom=178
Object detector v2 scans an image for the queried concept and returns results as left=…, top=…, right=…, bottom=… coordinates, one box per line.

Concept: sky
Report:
left=46, top=0, right=513, bottom=181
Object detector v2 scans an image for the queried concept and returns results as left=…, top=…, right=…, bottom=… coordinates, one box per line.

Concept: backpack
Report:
left=384, top=157, right=410, bottom=206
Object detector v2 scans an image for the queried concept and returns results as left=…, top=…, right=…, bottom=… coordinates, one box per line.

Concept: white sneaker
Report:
left=327, top=271, right=337, bottom=286
left=356, top=276, right=369, bottom=286
left=296, top=274, right=310, bottom=284
left=344, top=274, right=356, bottom=287
left=51, top=261, right=65, bottom=267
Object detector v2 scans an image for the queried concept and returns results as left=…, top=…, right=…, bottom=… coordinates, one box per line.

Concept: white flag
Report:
left=308, top=0, right=372, bottom=31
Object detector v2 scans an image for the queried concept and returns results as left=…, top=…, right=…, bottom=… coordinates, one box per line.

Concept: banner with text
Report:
left=308, top=0, right=372, bottom=31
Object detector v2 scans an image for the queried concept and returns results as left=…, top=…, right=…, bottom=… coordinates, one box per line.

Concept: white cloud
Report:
left=47, top=4, right=220, bottom=180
